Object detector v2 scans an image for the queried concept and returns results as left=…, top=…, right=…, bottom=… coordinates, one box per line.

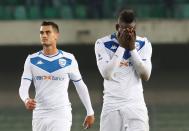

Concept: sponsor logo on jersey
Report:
left=59, top=58, right=67, bottom=67
left=120, top=60, right=132, bottom=67
left=34, top=75, right=64, bottom=81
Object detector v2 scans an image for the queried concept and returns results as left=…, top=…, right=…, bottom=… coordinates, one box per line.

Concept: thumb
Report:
left=83, top=118, right=88, bottom=129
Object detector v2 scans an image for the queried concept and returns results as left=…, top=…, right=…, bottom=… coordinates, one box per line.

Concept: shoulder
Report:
left=29, top=51, right=40, bottom=58
left=136, top=36, right=152, bottom=54
left=136, top=36, right=151, bottom=45
left=24, top=51, right=40, bottom=63
left=60, top=50, right=74, bottom=57
left=95, top=34, right=113, bottom=45
left=95, top=34, right=116, bottom=50
left=59, top=50, right=77, bottom=61
left=136, top=36, right=152, bottom=48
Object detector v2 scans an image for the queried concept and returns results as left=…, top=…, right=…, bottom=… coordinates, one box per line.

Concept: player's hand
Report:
left=126, top=27, right=136, bottom=50
left=25, top=98, right=36, bottom=111
left=117, top=27, right=136, bottom=50
left=117, top=29, right=129, bottom=49
left=83, top=115, right=95, bottom=129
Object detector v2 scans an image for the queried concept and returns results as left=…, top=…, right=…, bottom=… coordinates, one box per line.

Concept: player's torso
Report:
left=99, top=35, right=147, bottom=109
left=29, top=50, right=74, bottom=109
left=103, top=35, right=146, bottom=83
left=30, top=50, right=73, bottom=87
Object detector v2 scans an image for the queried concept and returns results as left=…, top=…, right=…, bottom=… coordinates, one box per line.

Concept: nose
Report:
left=40, top=32, right=48, bottom=37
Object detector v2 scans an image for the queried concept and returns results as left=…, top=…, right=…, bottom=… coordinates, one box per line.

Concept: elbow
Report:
left=103, top=76, right=112, bottom=80
left=140, top=71, right=151, bottom=81
left=19, top=86, right=23, bottom=97
left=101, top=73, right=111, bottom=80
left=100, top=70, right=112, bottom=80
left=139, top=64, right=152, bottom=81
left=141, top=74, right=150, bottom=81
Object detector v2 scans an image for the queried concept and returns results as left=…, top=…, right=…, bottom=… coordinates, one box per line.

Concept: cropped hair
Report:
left=41, top=21, right=59, bottom=32
left=118, top=9, right=136, bottom=23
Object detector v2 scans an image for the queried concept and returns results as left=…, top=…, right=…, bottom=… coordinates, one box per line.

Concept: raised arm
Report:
left=95, top=39, right=125, bottom=80
left=130, top=51, right=152, bottom=81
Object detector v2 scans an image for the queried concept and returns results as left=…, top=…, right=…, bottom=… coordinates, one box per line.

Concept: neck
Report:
left=42, top=44, right=58, bottom=55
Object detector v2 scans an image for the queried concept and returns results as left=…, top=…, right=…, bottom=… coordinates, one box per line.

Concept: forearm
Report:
left=130, top=49, right=152, bottom=81
left=19, top=79, right=31, bottom=102
left=98, top=46, right=125, bottom=79
left=73, top=80, right=94, bottom=116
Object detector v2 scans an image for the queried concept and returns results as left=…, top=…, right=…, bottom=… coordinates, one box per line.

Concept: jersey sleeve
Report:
left=73, top=80, right=94, bottom=116
left=19, top=55, right=32, bottom=102
left=21, top=55, right=32, bottom=81
left=68, top=55, right=82, bottom=81
left=94, top=39, right=125, bottom=80
left=138, top=37, right=152, bottom=60
left=130, top=37, right=152, bottom=81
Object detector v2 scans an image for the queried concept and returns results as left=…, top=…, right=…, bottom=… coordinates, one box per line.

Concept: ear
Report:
left=115, top=23, right=119, bottom=31
left=55, top=32, right=59, bottom=40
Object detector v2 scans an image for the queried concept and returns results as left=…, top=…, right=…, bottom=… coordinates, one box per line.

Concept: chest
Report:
left=30, top=56, right=73, bottom=77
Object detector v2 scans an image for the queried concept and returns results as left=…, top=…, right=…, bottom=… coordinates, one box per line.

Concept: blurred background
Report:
left=0, top=0, right=189, bottom=131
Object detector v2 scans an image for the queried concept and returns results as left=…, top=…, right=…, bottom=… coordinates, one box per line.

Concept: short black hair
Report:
left=41, top=21, right=59, bottom=32
left=118, top=9, right=136, bottom=23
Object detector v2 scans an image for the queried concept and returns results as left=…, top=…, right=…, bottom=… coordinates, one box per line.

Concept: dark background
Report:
left=1, top=43, right=189, bottom=72
left=0, top=44, right=189, bottom=131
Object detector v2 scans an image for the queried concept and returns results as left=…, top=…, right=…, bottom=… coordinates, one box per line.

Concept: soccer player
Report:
left=19, top=21, right=95, bottom=131
left=94, top=9, right=152, bottom=131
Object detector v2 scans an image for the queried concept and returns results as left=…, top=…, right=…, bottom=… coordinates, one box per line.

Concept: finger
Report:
left=31, top=99, right=36, bottom=103
left=130, top=30, right=136, bottom=38
left=28, top=103, right=36, bottom=108
left=26, top=105, right=34, bottom=110
left=117, top=31, right=120, bottom=38
left=87, top=123, right=92, bottom=129
left=27, top=102, right=36, bottom=109
left=28, top=100, right=36, bottom=104
left=28, top=105, right=35, bottom=110
left=83, top=121, right=88, bottom=129
left=28, top=104, right=35, bottom=109
left=126, top=28, right=130, bottom=32
left=30, top=101, right=36, bottom=105
left=30, top=104, right=36, bottom=108
left=130, top=27, right=134, bottom=32
left=120, top=29, right=126, bottom=37
left=124, top=29, right=130, bottom=37
left=84, top=124, right=88, bottom=129
left=83, top=119, right=87, bottom=127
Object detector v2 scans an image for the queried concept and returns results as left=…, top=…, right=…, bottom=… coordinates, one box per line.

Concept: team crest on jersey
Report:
left=59, top=58, right=67, bottom=67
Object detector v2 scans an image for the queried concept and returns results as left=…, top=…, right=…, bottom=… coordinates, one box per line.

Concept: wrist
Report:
left=87, top=110, right=94, bottom=116
left=24, top=98, right=30, bottom=104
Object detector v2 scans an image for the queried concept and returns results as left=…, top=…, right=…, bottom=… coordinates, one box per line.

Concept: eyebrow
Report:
left=120, top=23, right=136, bottom=28
left=40, top=30, right=51, bottom=34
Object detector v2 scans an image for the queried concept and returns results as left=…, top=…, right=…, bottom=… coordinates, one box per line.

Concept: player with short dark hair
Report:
left=95, top=9, right=152, bottom=131
left=19, top=21, right=95, bottom=131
